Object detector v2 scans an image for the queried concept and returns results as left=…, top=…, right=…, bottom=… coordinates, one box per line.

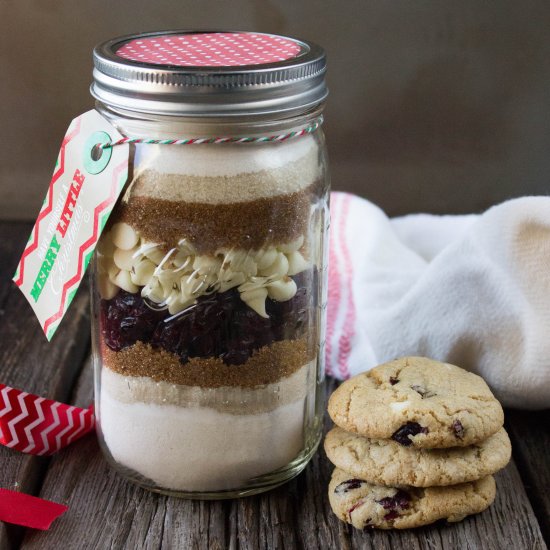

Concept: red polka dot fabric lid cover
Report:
left=116, top=32, right=303, bottom=67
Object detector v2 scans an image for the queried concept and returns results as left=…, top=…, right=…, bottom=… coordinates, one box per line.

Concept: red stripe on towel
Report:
left=325, top=193, right=341, bottom=376
left=337, top=194, right=356, bottom=379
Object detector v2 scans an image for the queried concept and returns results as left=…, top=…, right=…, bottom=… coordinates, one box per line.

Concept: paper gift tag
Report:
left=13, top=110, right=129, bottom=340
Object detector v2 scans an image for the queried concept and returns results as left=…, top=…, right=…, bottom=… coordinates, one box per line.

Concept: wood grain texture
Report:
left=506, top=409, right=550, bottom=545
left=0, top=222, right=91, bottom=550
left=21, top=373, right=548, bottom=550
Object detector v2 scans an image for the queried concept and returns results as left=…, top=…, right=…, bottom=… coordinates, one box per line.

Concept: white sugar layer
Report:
left=100, top=388, right=306, bottom=492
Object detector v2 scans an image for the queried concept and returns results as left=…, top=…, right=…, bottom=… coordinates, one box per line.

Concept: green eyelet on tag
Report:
left=84, top=131, right=112, bottom=174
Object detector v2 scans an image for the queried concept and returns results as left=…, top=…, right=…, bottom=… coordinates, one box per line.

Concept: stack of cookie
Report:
left=325, top=357, right=511, bottom=530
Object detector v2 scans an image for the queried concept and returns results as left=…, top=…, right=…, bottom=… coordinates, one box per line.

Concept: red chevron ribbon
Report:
left=0, top=384, right=95, bottom=456
left=0, top=489, right=68, bottom=530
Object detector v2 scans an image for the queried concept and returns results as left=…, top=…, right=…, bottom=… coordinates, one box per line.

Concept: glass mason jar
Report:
left=89, top=31, right=329, bottom=498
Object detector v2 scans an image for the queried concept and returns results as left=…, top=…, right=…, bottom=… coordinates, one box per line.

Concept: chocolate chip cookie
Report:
left=328, top=357, right=504, bottom=447
left=328, top=467, right=496, bottom=530
left=324, top=426, right=511, bottom=486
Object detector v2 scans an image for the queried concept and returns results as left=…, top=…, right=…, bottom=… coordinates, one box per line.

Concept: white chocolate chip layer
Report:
left=97, top=228, right=310, bottom=316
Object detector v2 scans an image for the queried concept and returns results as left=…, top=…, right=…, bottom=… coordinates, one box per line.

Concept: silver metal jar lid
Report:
left=91, top=30, right=327, bottom=118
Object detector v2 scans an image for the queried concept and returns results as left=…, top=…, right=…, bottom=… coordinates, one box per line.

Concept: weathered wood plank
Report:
left=0, top=222, right=91, bottom=550
left=21, top=370, right=547, bottom=550
left=506, top=409, right=550, bottom=545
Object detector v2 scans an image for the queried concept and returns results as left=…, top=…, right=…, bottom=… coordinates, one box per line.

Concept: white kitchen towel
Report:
left=326, top=192, right=550, bottom=409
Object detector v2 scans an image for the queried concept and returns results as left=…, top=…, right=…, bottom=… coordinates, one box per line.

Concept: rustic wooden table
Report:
left=1, top=221, right=549, bottom=550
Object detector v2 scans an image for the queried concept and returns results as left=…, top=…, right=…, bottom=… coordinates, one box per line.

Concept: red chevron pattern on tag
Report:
left=0, top=384, right=94, bottom=455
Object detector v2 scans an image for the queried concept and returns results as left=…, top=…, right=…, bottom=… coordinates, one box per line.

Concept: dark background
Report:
left=1, top=0, right=549, bottom=220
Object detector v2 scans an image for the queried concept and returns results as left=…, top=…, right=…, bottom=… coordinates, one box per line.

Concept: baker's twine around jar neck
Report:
left=100, top=115, right=323, bottom=149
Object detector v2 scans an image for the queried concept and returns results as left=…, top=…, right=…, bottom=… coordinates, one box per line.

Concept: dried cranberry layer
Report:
left=100, top=270, right=315, bottom=366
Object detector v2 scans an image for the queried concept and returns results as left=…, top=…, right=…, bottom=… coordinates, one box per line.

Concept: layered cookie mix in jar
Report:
left=90, top=31, right=329, bottom=497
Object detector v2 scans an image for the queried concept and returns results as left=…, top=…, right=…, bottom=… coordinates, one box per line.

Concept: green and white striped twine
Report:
left=101, top=116, right=323, bottom=149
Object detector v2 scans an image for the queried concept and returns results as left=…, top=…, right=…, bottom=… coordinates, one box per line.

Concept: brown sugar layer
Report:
left=114, top=180, right=319, bottom=254
left=102, top=337, right=314, bottom=389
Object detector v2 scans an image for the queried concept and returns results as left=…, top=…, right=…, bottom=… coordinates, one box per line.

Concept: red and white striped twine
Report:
left=100, top=116, right=323, bottom=149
